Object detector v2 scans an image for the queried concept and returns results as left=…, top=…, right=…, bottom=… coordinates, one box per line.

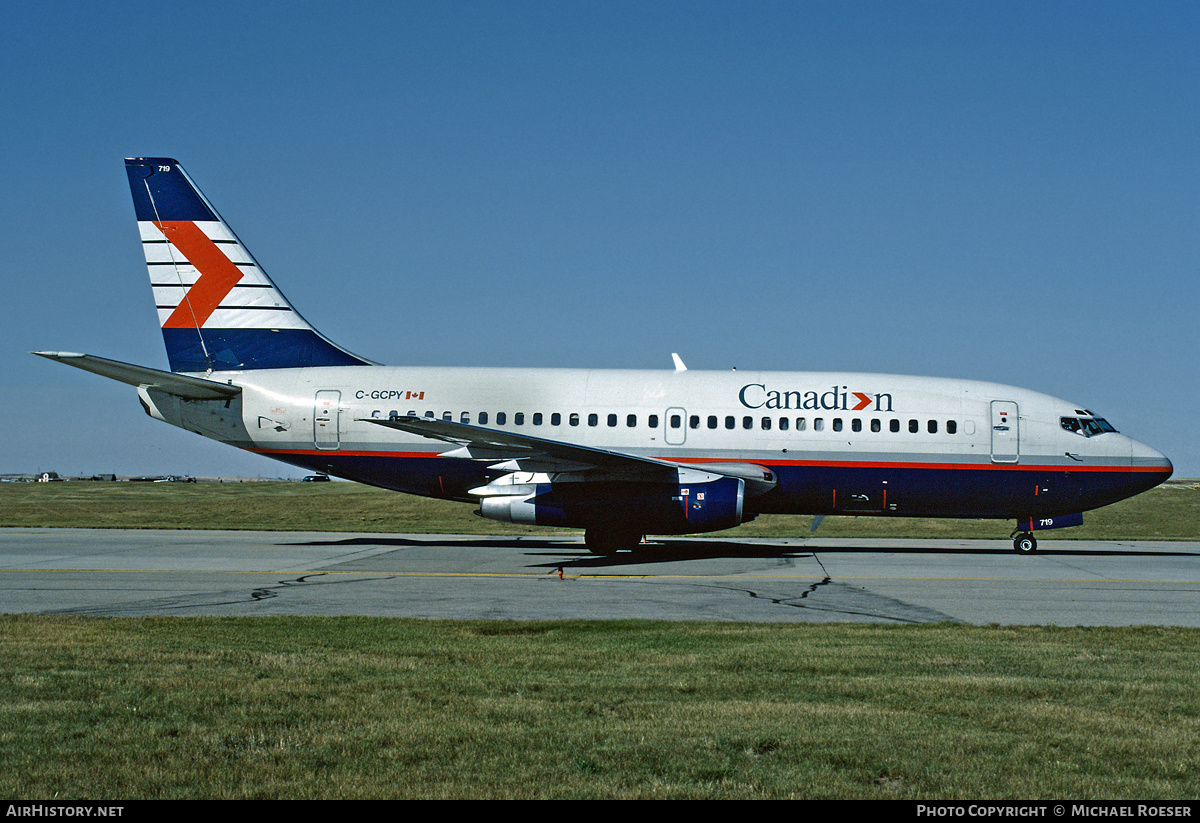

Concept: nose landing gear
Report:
left=1012, top=531, right=1037, bottom=554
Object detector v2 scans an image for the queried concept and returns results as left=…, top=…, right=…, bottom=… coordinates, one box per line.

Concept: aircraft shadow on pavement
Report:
left=535, top=542, right=1200, bottom=570
left=282, top=535, right=1200, bottom=569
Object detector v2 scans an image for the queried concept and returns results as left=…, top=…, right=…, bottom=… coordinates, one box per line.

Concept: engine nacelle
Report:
left=475, top=473, right=747, bottom=535
left=478, top=485, right=572, bottom=527
left=677, top=475, right=745, bottom=533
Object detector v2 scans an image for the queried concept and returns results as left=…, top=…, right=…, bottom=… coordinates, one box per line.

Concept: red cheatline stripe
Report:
left=155, top=221, right=245, bottom=329
left=662, top=456, right=1168, bottom=473
left=248, top=448, right=1169, bottom=474
left=250, top=448, right=438, bottom=458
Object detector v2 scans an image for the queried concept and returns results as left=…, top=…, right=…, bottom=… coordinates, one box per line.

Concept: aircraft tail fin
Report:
left=125, top=158, right=374, bottom=372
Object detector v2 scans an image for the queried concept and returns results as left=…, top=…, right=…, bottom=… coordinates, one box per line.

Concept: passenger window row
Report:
left=696, top=415, right=957, bottom=434
left=379, top=409, right=959, bottom=435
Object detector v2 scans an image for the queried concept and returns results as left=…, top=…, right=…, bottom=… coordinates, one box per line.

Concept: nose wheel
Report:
left=1012, top=532, right=1037, bottom=554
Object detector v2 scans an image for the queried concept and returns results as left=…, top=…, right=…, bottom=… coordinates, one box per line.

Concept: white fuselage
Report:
left=143, top=364, right=1170, bottom=521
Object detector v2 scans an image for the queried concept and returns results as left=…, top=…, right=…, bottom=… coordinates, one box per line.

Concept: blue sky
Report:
left=4, top=1, right=1198, bottom=478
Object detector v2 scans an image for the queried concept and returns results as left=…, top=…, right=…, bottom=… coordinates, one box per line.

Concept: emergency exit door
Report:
left=664, top=407, right=687, bottom=445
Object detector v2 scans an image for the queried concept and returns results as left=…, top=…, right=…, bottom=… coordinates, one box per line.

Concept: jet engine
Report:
left=474, top=468, right=751, bottom=537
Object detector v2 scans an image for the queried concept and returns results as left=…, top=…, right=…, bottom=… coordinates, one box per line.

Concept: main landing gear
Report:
left=1011, top=531, right=1038, bottom=554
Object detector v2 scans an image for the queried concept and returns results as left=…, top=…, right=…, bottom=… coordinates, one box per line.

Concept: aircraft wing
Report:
left=361, top=415, right=680, bottom=478
left=362, top=416, right=779, bottom=497
left=32, top=352, right=242, bottom=400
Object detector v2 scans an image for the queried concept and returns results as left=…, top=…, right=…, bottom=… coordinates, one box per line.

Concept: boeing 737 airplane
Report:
left=35, top=158, right=1173, bottom=554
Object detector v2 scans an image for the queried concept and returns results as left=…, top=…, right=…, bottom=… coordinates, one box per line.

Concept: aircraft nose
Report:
left=1131, top=438, right=1173, bottom=477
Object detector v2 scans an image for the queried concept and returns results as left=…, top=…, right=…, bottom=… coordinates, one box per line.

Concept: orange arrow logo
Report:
left=155, top=221, right=244, bottom=329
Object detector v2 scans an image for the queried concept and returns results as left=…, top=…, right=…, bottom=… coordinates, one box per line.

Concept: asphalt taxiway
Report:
left=3, top=528, right=1199, bottom=624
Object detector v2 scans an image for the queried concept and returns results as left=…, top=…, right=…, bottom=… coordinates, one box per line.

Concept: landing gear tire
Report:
left=1013, top=533, right=1037, bottom=554
left=585, top=527, right=642, bottom=556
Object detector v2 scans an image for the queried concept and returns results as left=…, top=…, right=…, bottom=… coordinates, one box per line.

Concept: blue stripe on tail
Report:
left=162, top=328, right=375, bottom=372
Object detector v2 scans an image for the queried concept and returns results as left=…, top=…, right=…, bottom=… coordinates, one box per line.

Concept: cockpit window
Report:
left=1061, top=416, right=1118, bottom=437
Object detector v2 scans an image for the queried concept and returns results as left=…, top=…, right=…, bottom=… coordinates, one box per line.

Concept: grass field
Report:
left=1, top=479, right=1197, bottom=540
left=2, top=481, right=1197, bottom=799
left=2, top=617, right=1198, bottom=799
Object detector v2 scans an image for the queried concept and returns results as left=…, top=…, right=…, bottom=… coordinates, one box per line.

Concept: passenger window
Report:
left=588, top=413, right=598, bottom=427
left=832, top=418, right=843, bottom=432
left=389, top=410, right=399, bottom=420
left=551, top=413, right=561, bottom=426
left=708, top=415, right=718, bottom=429
left=779, top=417, right=789, bottom=431
left=670, top=414, right=682, bottom=429
left=796, top=418, right=807, bottom=431
left=851, top=418, right=862, bottom=433
left=909, top=419, right=918, bottom=433
left=743, top=416, right=753, bottom=430
left=460, top=412, right=470, bottom=424
left=627, top=414, right=637, bottom=428
left=497, top=412, right=507, bottom=425
left=725, top=416, right=735, bottom=430
left=569, top=413, right=579, bottom=426
left=424, top=411, right=435, bottom=419
left=761, top=416, right=771, bottom=431
left=947, top=420, right=957, bottom=434
left=514, top=412, right=525, bottom=425
left=607, top=413, right=618, bottom=427
left=648, top=414, right=658, bottom=428
left=689, top=415, right=699, bottom=429
left=813, top=418, right=824, bottom=431
left=890, top=419, right=899, bottom=433
left=479, top=412, right=488, bottom=425
left=871, top=419, right=880, bottom=433
left=442, top=411, right=452, bottom=421
left=928, top=419, right=937, bottom=434
left=533, top=412, right=543, bottom=425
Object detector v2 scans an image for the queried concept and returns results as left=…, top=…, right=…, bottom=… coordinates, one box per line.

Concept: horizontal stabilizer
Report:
left=32, top=352, right=241, bottom=400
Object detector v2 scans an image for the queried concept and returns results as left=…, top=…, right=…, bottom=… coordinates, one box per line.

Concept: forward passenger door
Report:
left=990, top=401, right=1019, bottom=463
